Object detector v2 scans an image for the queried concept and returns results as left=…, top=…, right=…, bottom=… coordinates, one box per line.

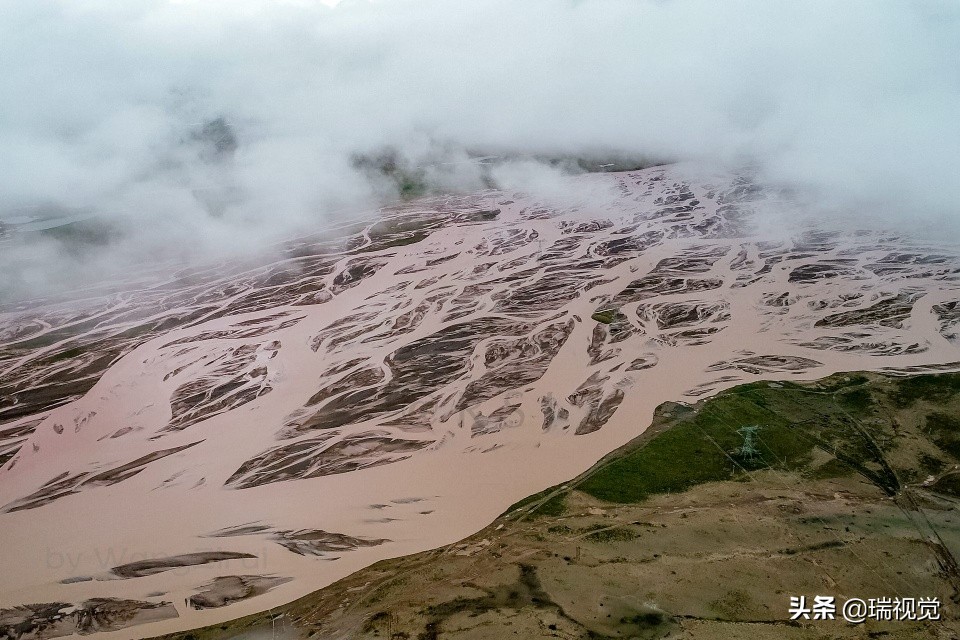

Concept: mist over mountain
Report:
left=1, top=0, right=958, bottom=300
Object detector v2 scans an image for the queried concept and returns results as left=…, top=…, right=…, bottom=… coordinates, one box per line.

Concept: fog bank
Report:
left=1, top=0, right=958, bottom=300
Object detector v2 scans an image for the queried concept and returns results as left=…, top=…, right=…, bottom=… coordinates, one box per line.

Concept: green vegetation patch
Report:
left=505, top=488, right=566, bottom=518
left=578, top=373, right=960, bottom=504
left=591, top=309, right=617, bottom=324
left=890, top=374, right=960, bottom=407
left=925, top=412, right=960, bottom=458
left=931, top=473, right=960, bottom=497
left=582, top=524, right=638, bottom=543
left=578, top=383, right=813, bottom=502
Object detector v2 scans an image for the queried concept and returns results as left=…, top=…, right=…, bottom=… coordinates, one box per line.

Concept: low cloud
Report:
left=1, top=0, right=958, bottom=299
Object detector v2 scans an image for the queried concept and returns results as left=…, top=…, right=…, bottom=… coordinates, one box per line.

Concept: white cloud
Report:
left=1, top=0, right=958, bottom=298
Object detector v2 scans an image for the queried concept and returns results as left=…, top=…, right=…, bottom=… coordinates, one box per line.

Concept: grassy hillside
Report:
left=158, top=371, right=960, bottom=640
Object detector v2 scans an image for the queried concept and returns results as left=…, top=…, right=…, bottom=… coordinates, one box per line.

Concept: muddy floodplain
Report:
left=3, top=165, right=960, bottom=637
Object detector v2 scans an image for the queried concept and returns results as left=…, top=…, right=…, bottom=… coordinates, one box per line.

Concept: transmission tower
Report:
left=736, top=425, right=761, bottom=461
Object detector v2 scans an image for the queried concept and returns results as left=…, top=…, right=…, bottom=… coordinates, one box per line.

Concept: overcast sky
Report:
left=1, top=0, right=958, bottom=299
